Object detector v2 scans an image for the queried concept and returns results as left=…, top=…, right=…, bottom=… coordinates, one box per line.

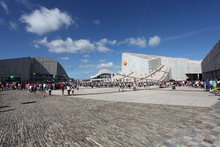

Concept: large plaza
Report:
left=53, top=86, right=219, bottom=107
left=0, top=87, right=220, bottom=146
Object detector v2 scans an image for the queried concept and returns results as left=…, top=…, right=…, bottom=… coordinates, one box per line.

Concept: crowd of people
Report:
left=0, top=79, right=220, bottom=96
left=0, top=82, right=79, bottom=96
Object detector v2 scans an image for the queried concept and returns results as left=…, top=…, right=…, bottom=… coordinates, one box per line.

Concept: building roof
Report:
left=123, top=52, right=202, bottom=62
left=90, top=69, right=112, bottom=79
left=123, top=53, right=157, bottom=60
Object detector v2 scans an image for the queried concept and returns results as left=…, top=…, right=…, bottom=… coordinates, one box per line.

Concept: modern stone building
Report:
left=113, top=53, right=202, bottom=82
left=202, top=40, right=220, bottom=80
left=0, top=57, right=69, bottom=82
left=90, top=69, right=112, bottom=82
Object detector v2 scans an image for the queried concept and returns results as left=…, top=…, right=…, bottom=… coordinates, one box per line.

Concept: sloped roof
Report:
left=90, top=69, right=112, bottom=79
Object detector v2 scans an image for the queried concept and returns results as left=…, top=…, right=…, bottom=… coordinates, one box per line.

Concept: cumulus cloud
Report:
left=20, top=7, right=73, bottom=35
left=9, top=21, right=18, bottom=30
left=0, top=1, right=9, bottom=14
left=80, top=59, right=89, bottom=63
left=60, top=57, right=70, bottom=60
left=148, top=35, right=161, bottom=47
left=92, top=19, right=100, bottom=25
left=35, top=35, right=161, bottom=54
left=35, top=37, right=115, bottom=54
left=35, top=37, right=95, bottom=53
left=119, top=37, right=147, bottom=48
left=83, top=55, right=90, bottom=58
left=79, top=62, right=120, bottom=69
left=96, top=38, right=116, bottom=52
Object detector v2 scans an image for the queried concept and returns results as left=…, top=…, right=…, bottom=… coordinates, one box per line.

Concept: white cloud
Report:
left=99, top=59, right=106, bottom=63
left=0, top=1, right=9, bottom=14
left=119, top=37, right=147, bottom=48
left=96, top=38, right=116, bottom=52
left=92, top=19, right=100, bottom=25
left=79, top=62, right=120, bottom=69
left=20, top=7, right=73, bottom=35
left=34, top=44, right=40, bottom=48
left=148, top=35, right=161, bottom=47
left=97, top=62, right=117, bottom=69
left=80, top=59, right=88, bottom=63
left=36, top=37, right=95, bottom=53
left=35, top=37, right=115, bottom=54
left=9, top=21, right=18, bottom=30
left=60, top=57, right=70, bottom=60
left=35, top=35, right=161, bottom=54
left=83, top=55, right=90, bottom=58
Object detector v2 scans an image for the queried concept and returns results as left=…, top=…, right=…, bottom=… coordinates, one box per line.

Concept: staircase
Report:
left=112, top=65, right=170, bottom=82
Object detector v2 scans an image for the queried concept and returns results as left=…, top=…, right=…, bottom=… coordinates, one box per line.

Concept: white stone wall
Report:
left=160, top=57, right=201, bottom=80
left=122, top=53, right=149, bottom=74
left=188, top=60, right=202, bottom=73
left=160, top=57, right=188, bottom=80
left=149, top=58, right=161, bottom=72
left=121, top=53, right=202, bottom=81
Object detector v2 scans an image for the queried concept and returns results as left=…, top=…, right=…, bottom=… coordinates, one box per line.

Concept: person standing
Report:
left=48, top=84, right=52, bottom=96
left=67, top=85, right=71, bottom=96
left=0, top=82, right=3, bottom=91
left=205, top=79, right=210, bottom=91
left=71, top=84, right=75, bottom=96
left=60, top=83, right=65, bottom=95
left=212, top=80, right=217, bottom=89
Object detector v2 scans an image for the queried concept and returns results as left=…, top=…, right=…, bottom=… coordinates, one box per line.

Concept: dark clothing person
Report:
left=48, top=84, right=52, bottom=96
left=205, top=79, right=210, bottom=91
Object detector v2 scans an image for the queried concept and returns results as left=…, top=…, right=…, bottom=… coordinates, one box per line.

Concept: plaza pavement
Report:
left=52, top=86, right=220, bottom=107
left=0, top=88, right=220, bottom=146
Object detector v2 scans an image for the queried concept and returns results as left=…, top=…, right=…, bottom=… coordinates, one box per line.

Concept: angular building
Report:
left=113, top=53, right=202, bottom=82
left=0, top=57, right=69, bottom=82
left=202, top=40, right=220, bottom=80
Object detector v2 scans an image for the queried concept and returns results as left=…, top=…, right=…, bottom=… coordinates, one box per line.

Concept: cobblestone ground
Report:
left=0, top=90, right=220, bottom=147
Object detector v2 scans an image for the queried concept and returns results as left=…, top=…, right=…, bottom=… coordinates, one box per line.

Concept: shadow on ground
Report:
left=0, top=109, right=15, bottom=113
left=21, top=101, right=36, bottom=105
left=0, top=106, right=9, bottom=109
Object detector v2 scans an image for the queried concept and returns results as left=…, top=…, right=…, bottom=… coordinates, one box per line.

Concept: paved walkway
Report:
left=53, top=87, right=219, bottom=107
left=0, top=89, right=220, bottom=146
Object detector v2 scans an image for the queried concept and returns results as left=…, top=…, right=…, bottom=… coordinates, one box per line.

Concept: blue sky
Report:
left=0, top=0, right=220, bottom=79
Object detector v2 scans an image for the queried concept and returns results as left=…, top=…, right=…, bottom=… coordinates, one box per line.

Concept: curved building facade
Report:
left=90, top=69, right=112, bottom=81
left=0, top=57, right=69, bottom=82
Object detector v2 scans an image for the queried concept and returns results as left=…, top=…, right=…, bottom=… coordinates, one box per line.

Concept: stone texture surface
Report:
left=0, top=90, right=220, bottom=146
left=53, top=87, right=219, bottom=107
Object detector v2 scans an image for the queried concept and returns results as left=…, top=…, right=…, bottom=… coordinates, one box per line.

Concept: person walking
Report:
left=205, top=79, right=210, bottom=91
left=67, top=85, right=71, bottom=96
left=60, top=83, right=65, bottom=95
left=48, top=84, right=52, bottom=96
left=71, top=85, right=75, bottom=96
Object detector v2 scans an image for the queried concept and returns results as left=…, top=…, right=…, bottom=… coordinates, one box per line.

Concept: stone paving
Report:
left=0, top=89, right=220, bottom=147
left=53, top=87, right=219, bottom=107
